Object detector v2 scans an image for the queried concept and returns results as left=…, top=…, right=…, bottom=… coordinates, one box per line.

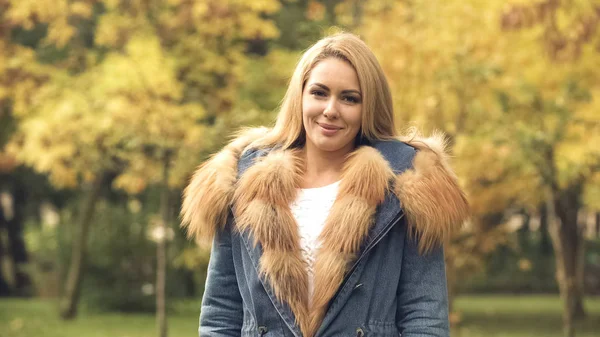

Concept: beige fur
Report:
left=180, top=128, right=469, bottom=336
left=180, top=127, right=269, bottom=242
left=308, top=146, right=394, bottom=336
left=398, top=133, right=470, bottom=253
left=233, top=149, right=311, bottom=335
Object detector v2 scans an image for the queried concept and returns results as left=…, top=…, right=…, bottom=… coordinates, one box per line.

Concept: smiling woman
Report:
left=181, top=33, right=469, bottom=337
left=301, top=58, right=362, bottom=184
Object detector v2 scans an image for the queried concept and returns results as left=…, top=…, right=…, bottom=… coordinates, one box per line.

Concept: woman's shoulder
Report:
left=370, top=138, right=417, bottom=174
left=180, top=127, right=270, bottom=242
left=381, top=132, right=470, bottom=253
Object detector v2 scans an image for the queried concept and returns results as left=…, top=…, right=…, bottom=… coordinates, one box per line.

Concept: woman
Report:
left=181, top=33, right=469, bottom=337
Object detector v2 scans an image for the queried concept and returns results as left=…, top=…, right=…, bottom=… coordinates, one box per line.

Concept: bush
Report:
left=458, top=232, right=600, bottom=294
left=25, top=193, right=202, bottom=313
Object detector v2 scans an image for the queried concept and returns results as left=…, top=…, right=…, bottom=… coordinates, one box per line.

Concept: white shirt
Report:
left=290, top=180, right=340, bottom=304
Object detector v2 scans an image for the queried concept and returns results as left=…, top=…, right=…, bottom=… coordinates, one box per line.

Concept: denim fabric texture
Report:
left=199, top=139, right=450, bottom=337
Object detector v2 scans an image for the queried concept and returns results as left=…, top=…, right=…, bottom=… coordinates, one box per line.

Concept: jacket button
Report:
left=258, top=326, right=268, bottom=336
left=356, top=327, right=364, bottom=337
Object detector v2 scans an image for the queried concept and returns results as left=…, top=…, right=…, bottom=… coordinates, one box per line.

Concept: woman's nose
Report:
left=323, top=99, right=339, bottom=119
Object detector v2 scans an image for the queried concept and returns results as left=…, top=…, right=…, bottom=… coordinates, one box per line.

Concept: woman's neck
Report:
left=301, top=141, right=354, bottom=188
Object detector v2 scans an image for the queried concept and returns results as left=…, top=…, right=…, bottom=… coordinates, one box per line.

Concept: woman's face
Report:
left=302, top=58, right=363, bottom=155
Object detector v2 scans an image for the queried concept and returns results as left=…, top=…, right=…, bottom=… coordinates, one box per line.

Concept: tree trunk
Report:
left=572, top=208, right=586, bottom=320
left=59, top=173, right=106, bottom=319
left=547, top=182, right=587, bottom=337
left=556, top=186, right=586, bottom=321
left=157, top=153, right=170, bottom=337
left=6, top=187, right=31, bottom=296
left=518, top=209, right=531, bottom=250
left=573, top=237, right=586, bottom=320
left=539, top=203, right=552, bottom=255
left=596, top=212, right=600, bottom=238
left=547, top=197, right=575, bottom=337
left=323, top=0, right=342, bottom=25
left=0, top=206, right=11, bottom=296
left=351, top=0, right=364, bottom=29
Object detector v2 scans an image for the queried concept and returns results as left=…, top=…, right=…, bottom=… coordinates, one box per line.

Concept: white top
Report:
left=290, top=180, right=341, bottom=305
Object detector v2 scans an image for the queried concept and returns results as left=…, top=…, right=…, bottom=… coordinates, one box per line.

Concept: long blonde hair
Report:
left=255, top=32, right=397, bottom=149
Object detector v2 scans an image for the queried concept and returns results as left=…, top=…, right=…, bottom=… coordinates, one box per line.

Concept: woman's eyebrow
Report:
left=309, top=83, right=330, bottom=91
left=309, top=83, right=361, bottom=96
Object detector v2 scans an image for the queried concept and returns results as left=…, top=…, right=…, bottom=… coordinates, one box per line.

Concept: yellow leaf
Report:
left=70, top=2, right=92, bottom=18
left=307, top=1, right=325, bottom=21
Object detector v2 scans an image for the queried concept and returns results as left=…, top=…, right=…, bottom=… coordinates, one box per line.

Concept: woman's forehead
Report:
left=307, top=58, right=360, bottom=91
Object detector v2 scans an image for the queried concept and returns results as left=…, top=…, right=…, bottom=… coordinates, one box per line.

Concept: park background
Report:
left=0, top=0, right=600, bottom=336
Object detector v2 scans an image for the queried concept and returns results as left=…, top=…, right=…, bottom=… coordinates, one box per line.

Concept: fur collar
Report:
left=181, top=128, right=469, bottom=336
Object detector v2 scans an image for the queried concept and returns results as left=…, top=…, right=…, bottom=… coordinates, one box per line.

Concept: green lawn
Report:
left=453, top=295, right=600, bottom=337
left=0, top=295, right=599, bottom=337
left=0, top=299, right=199, bottom=337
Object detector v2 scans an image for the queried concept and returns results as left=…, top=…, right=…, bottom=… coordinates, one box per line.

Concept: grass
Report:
left=0, top=299, right=199, bottom=337
left=0, top=295, right=599, bottom=337
left=453, top=295, right=600, bottom=337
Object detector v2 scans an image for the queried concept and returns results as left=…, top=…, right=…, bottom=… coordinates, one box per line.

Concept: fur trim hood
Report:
left=180, top=127, right=469, bottom=336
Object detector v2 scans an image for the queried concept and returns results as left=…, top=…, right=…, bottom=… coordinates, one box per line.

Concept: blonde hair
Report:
left=255, top=32, right=397, bottom=149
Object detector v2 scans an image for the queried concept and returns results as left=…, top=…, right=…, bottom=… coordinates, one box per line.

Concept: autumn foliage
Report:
left=0, top=0, right=599, bottom=336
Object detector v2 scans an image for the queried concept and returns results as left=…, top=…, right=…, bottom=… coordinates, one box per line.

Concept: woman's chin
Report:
left=312, top=139, right=353, bottom=154
left=305, top=130, right=356, bottom=154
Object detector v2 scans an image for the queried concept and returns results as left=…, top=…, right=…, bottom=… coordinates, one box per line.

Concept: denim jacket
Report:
left=181, top=128, right=469, bottom=337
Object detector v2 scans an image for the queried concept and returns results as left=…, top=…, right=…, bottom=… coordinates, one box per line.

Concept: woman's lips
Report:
left=317, top=122, right=342, bottom=136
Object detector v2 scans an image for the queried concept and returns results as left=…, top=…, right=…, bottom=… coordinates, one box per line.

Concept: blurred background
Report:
left=0, top=0, right=599, bottom=337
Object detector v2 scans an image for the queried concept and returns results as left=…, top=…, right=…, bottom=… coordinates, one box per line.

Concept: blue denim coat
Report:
left=181, top=129, right=469, bottom=337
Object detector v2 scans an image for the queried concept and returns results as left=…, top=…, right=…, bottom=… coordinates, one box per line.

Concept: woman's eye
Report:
left=343, top=96, right=361, bottom=103
left=311, top=90, right=326, bottom=97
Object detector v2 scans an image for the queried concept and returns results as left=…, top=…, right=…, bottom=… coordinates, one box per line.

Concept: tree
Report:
left=351, top=3, right=600, bottom=334
left=353, top=0, right=516, bottom=313
left=497, top=2, right=600, bottom=335
left=2, top=0, right=282, bottom=327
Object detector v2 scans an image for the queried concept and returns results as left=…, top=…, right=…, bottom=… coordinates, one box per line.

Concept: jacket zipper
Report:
left=351, top=212, right=404, bottom=274
left=334, top=212, right=405, bottom=300
left=314, top=212, right=405, bottom=337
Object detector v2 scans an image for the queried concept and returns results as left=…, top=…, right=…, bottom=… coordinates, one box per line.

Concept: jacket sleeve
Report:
left=199, top=220, right=243, bottom=337
left=396, top=228, right=450, bottom=337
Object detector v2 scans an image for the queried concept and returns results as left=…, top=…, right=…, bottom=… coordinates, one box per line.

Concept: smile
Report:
left=317, top=122, right=342, bottom=136
left=317, top=122, right=342, bottom=130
